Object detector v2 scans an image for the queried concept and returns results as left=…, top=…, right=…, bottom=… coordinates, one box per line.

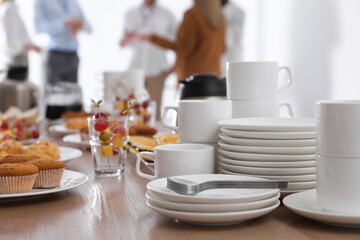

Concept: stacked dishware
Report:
left=217, top=117, right=317, bottom=193
left=145, top=174, right=281, bottom=225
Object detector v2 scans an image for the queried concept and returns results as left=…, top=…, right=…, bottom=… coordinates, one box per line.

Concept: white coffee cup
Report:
left=226, top=61, right=292, bottom=100
left=317, top=100, right=360, bottom=158
left=232, top=99, right=294, bottom=118
left=135, top=144, right=214, bottom=180
left=316, top=154, right=360, bottom=213
left=161, top=100, right=232, bottom=143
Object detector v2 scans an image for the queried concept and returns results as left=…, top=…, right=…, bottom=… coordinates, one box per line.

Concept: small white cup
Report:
left=135, top=144, right=214, bottom=180
left=316, top=154, right=360, bottom=213
left=317, top=100, right=360, bottom=158
left=226, top=61, right=292, bottom=100
left=232, top=99, right=294, bottom=118
left=161, top=100, right=232, bottom=143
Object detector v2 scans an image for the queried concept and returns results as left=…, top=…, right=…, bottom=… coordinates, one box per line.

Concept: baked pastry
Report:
left=61, top=110, right=92, bottom=119
left=65, top=117, right=88, bottom=130
left=28, top=159, right=65, bottom=188
left=129, top=124, right=157, bottom=136
left=125, top=136, right=158, bottom=161
left=0, top=163, right=39, bottom=194
left=0, top=151, right=8, bottom=158
left=0, top=139, right=24, bottom=154
left=0, top=154, right=40, bottom=164
left=154, top=134, right=179, bottom=145
left=24, top=139, right=60, bottom=160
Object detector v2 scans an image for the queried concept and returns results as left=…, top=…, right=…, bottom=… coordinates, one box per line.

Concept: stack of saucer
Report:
left=146, top=174, right=280, bottom=225
left=217, top=118, right=316, bottom=193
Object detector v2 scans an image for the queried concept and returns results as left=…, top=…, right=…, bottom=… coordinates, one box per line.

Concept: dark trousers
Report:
left=47, top=50, right=79, bottom=84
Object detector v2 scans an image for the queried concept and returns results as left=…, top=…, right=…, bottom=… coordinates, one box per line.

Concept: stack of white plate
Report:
left=217, top=118, right=316, bottom=193
left=146, top=174, right=280, bottom=225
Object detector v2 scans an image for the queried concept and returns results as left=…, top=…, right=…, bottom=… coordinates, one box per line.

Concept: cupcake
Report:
left=24, top=139, right=60, bottom=160
left=0, top=154, right=40, bottom=164
left=0, top=163, right=39, bottom=194
left=27, top=159, right=65, bottom=188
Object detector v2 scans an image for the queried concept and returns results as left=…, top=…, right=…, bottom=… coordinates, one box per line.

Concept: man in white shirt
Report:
left=221, top=0, right=245, bottom=77
left=120, top=0, right=177, bottom=119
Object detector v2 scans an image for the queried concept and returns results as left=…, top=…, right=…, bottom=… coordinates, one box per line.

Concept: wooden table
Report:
left=1, top=135, right=360, bottom=240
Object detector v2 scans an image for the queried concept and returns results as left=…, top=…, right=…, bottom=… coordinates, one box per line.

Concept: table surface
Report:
left=1, top=131, right=360, bottom=240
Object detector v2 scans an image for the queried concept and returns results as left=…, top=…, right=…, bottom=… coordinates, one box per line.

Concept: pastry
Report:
left=65, top=117, right=88, bottom=130
left=28, top=159, right=65, bottom=188
left=24, top=139, right=60, bottom=160
left=0, top=154, right=40, bottom=164
left=154, top=134, right=179, bottom=145
left=125, top=136, right=158, bottom=161
left=0, top=139, right=24, bottom=154
left=129, top=124, right=157, bottom=136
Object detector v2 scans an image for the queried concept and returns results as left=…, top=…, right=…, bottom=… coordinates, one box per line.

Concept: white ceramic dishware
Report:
left=58, top=146, right=83, bottom=162
left=63, top=134, right=90, bottom=148
left=49, top=124, right=78, bottom=134
left=220, top=129, right=316, bottom=140
left=232, top=99, right=293, bottom=118
left=218, top=149, right=315, bottom=161
left=136, top=144, right=214, bottom=180
left=226, top=61, right=292, bottom=100
left=161, top=100, right=232, bottom=142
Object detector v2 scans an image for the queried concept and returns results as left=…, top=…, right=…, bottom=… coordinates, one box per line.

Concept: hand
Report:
left=136, top=34, right=152, bottom=41
left=65, top=18, right=83, bottom=37
left=119, top=31, right=136, bottom=47
left=23, top=44, right=41, bottom=53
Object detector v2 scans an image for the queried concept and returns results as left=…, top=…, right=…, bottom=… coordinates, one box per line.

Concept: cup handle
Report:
left=161, top=106, right=179, bottom=133
left=279, top=102, right=294, bottom=118
left=135, top=152, right=156, bottom=180
left=278, top=66, right=293, bottom=93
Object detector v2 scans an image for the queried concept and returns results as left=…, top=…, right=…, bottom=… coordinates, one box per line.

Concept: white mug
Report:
left=232, top=99, right=294, bottom=118
left=226, top=61, right=292, bottom=100
left=316, top=154, right=360, bottom=213
left=135, top=144, right=214, bottom=180
left=317, top=100, right=360, bottom=158
left=161, top=100, right=232, bottom=143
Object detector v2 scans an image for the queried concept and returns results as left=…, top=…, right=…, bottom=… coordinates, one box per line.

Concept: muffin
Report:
left=24, top=139, right=60, bottom=160
left=0, top=163, right=39, bottom=194
left=0, top=154, right=40, bottom=164
left=0, top=139, right=24, bottom=154
left=28, top=159, right=65, bottom=188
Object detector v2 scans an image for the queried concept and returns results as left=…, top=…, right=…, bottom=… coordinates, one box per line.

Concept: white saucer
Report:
left=147, top=199, right=280, bottom=225
left=219, top=133, right=316, bottom=147
left=63, top=134, right=90, bottom=148
left=49, top=124, right=78, bottom=134
left=221, top=128, right=316, bottom=140
left=283, top=189, right=360, bottom=227
left=218, top=118, right=315, bottom=132
left=218, top=155, right=316, bottom=168
left=218, top=149, right=315, bottom=161
left=218, top=141, right=316, bottom=155
left=146, top=190, right=280, bottom=213
left=58, top=146, right=83, bottom=162
left=147, top=174, right=279, bottom=204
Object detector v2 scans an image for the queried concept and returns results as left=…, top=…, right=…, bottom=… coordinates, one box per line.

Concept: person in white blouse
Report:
left=221, top=0, right=245, bottom=77
left=0, top=0, right=40, bottom=80
left=120, top=0, right=177, bottom=119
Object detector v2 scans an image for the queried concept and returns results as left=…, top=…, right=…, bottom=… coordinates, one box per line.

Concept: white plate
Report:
left=218, top=155, right=316, bottom=168
left=147, top=174, right=279, bottom=204
left=49, top=124, right=78, bottom=134
left=58, top=146, right=83, bottom=162
left=219, top=162, right=315, bottom=176
left=218, top=149, right=315, bottom=161
left=219, top=133, right=316, bottom=147
left=0, top=170, right=88, bottom=199
left=283, top=190, right=360, bottom=227
left=221, top=128, right=316, bottom=140
left=218, top=141, right=316, bottom=155
left=218, top=167, right=317, bottom=182
left=146, top=190, right=280, bottom=213
left=63, top=134, right=90, bottom=148
left=286, top=181, right=316, bottom=190
left=147, top=199, right=280, bottom=225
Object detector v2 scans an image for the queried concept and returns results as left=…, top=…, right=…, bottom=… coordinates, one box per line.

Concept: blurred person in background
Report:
left=0, top=0, right=41, bottom=81
left=221, top=0, right=244, bottom=77
left=120, top=0, right=177, bottom=120
left=34, top=0, right=91, bottom=84
left=138, top=0, right=225, bottom=87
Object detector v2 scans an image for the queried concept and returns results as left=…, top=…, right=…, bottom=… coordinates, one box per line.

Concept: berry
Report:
left=16, top=132, right=25, bottom=140
left=2, top=134, right=12, bottom=140
left=142, top=100, right=150, bottom=109
left=113, top=148, right=119, bottom=155
left=30, top=130, right=40, bottom=139
left=0, top=121, right=9, bottom=131
left=16, top=127, right=23, bottom=133
left=99, top=131, right=111, bottom=142
left=95, top=112, right=107, bottom=119
left=133, top=103, right=140, bottom=110
left=128, top=94, right=135, bottom=100
left=15, top=119, right=23, bottom=129
left=113, top=126, right=126, bottom=136
left=94, top=118, right=109, bottom=131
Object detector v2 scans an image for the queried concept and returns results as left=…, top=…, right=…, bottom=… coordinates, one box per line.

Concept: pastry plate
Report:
left=0, top=170, right=88, bottom=199
left=218, top=149, right=315, bottom=161
left=63, top=134, right=90, bottom=148
left=49, top=124, right=78, bottom=134
left=220, top=128, right=316, bottom=140
left=283, top=189, right=360, bottom=227
left=58, top=146, right=83, bottom=162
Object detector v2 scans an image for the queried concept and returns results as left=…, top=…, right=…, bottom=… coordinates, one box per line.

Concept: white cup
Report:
left=226, top=61, right=292, bottom=100
left=316, top=154, right=360, bottom=213
left=317, top=100, right=360, bottom=158
left=135, top=144, right=214, bottom=180
left=161, top=100, right=232, bottom=143
left=232, top=99, right=294, bottom=118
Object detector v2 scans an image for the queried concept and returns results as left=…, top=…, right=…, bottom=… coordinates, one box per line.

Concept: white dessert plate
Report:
left=283, top=189, right=360, bottom=227
left=219, top=133, right=316, bottom=147
left=219, top=162, right=315, bottom=176
left=220, top=128, right=316, bottom=140
left=147, top=199, right=280, bottom=225
left=286, top=181, right=316, bottom=190
left=63, top=134, right=90, bottom=148
left=146, top=190, right=280, bottom=213
left=218, top=149, right=315, bottom=161
left=218, top=167, right=317, bottom=182
left=58, top=146, right=83, bottom=162
left=147, top=174, right=279, bottom=204
left=49, top=124, right=78, bottom=134
left=0, top=170, right=88, bottom=199
left=218, top=155, right=316, bottom=168
left=218, top=141, right=316, bottom=155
